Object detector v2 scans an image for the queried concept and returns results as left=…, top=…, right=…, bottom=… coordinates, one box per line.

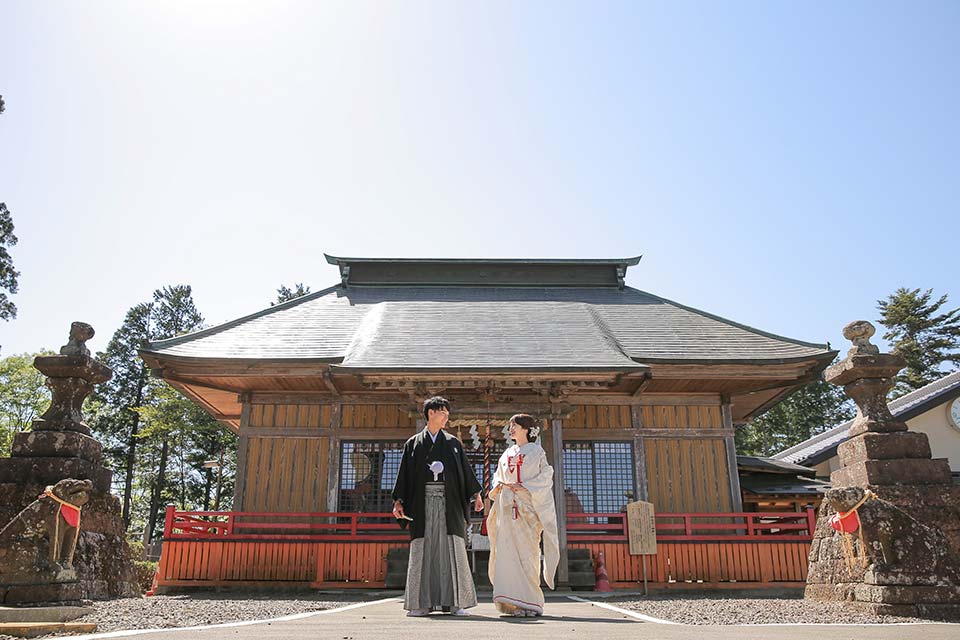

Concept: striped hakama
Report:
left=404, top=483, right=477, bottom=612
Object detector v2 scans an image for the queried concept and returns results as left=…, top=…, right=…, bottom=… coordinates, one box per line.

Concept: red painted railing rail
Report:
left=566, top=508, right=816, bottom=542
left=163, top=509, right=408, bottom=542
left=163, top=507, right=815, bottom=543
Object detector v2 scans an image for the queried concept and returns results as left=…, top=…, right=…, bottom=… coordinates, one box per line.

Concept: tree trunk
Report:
left=203, top=469, right=213, bottom=511
left=121, top=416, right=140, bottom=529
left=121, top=372, right=148, bottom=530
left=146, top=438, right=170, bottom=543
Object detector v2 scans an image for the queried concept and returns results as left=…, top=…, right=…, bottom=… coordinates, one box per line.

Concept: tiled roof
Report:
left=772, top=371, right=960, bottom=465
left=143, top=285, right=833, bottom=368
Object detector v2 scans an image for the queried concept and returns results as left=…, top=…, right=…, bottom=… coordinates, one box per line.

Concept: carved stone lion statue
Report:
left=0, top=478, right=94, bottom=584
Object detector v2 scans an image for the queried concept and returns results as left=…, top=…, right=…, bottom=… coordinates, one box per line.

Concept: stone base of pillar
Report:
left=830, top=458, right=953, bottom=487
left=0, top=458, right=112, bottom=493
left=11, top=431, right=104, bottom=463
left=806, top=487, right=960, bottom=619
left=0, top=582, right=85, bottom=607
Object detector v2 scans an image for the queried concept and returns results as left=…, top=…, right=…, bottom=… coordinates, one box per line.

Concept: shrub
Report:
left=133, top=559, right=158, bottom=594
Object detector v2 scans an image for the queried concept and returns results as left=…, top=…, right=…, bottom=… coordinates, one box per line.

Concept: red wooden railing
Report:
left=163, top=506, right=815, bottom=544
left=162, top=506, right=407, bottom=542
left=566, top=508, right=816, bottom=542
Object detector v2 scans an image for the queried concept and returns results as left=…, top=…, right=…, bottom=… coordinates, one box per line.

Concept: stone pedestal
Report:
left=805, top=321, right=960, bottom=620
left=0, top=431, right=113, bottom=493
left=0, top=323, right=138, bottom=604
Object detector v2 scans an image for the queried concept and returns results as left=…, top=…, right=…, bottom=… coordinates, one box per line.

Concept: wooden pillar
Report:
left=721, top=400, right=744, bottom=512
left=233, top=398, right=252, bottom=511
left=631, top=404, right=649, bottom=501
left=326, top=403, right=342, bottom=512
left=551, top=414, right=569, bottom=585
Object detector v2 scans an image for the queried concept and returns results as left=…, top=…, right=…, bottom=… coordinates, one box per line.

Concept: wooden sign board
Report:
left=626, top=500, right=657, bottom=555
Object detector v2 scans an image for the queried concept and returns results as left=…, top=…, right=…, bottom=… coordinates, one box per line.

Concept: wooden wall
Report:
left=570, top=541, right=810, bottom=585
left=639, top=405, right=723, bottom=429
left=239, top=402, right=416, bottom=512
left=236, top=398, right=738, bottom=516
left=157, top=540, right=810, bottom=588
left=249, top=404, right=333, bottom=428
left=157, top=540, right=407, bottom=588
left=643, top=438, right=733, bottom=513
left=565, top=405, right=632, bottom=429
left=241, top=437, right=329, bottom=512
left=565, top=404, right=724, bottom=430
left=341, top=405, right=416, bottom=429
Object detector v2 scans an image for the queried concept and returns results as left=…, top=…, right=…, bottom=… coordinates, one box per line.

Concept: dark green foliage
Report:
left=272, top=283, right=311, bottom=305
left=0, top=202, right=19, bottom=323
left=132, top=559, right=158, bottom=594
left=877, top=288, right=960, bottom=397
left=0, top=96, right=16, bottom=327
left=90, top=285, right=204, bottom=530
left=736, top=376, right=855, bottom=457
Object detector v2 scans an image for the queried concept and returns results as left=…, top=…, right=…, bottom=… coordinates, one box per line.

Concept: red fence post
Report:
left=746, top=513, right=755, bottom=536
left=163, top=505, right=176, bottom=539
left=805, top=506, right=817, bottom=537
left=226, top=513, right=235, bottom=536
left=684, top=514, right=693, bottom=536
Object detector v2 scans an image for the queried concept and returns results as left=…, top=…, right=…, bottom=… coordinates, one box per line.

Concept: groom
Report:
left=392, top=396, right=484, bottom=616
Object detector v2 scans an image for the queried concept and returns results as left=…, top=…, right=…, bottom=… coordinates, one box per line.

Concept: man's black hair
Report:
left=422, top=396, right=451, bottom=421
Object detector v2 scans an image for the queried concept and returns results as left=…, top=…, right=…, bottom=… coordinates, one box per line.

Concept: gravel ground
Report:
left=0, top=592, right=371, bottom=639
left=608, top=594, right=941, bottom=625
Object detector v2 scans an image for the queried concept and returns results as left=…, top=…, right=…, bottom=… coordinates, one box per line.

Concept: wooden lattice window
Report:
left=562, top=441, right=635, bottom=515
left=338, top=441, right=404, bottom=513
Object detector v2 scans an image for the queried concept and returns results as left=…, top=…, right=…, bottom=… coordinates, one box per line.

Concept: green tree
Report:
left=0, top=203, right=19, bottom=326
left=136, top=382, right=236, bottom=541
left=91, top=285, right=203, bottom=530
left=0, top=96, right=18, bottom=329
left=736, top=376, right=855, bottom=457
left=272, top=283, right=310, bottom=305
left=877, top=288, right=960, bottom=397
left=0, top=352, right=52, bottom=456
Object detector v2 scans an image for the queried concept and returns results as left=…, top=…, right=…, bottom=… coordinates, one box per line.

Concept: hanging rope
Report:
left=39, top=486, right=84, bottom=566
left=829, top=490, right=876, bottom=572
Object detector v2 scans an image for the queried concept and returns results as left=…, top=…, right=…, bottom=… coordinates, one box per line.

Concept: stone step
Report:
left=0, top=622, right=97, bottom=638
left=0, top=606, right=93, bottom=623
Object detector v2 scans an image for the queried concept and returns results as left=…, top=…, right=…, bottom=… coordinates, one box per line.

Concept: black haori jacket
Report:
left=392, top=429, right=483, bottom=540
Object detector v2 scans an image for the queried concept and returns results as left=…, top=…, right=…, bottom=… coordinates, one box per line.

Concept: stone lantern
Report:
left=0, top=323, right=138, bottom=604
left=805, top=321, right=960, bottom=619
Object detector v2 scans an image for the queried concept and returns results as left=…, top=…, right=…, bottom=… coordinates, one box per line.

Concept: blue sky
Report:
left=1, top=1, right=958, bottom=358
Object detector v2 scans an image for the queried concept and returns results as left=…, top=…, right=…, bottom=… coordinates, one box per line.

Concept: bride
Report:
left=487, top=414, right=560, bottom=617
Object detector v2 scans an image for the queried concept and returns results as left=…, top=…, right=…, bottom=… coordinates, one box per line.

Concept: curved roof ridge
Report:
left=622, top=286, right=831, bottom=352
left=584, top=304, right=633, bottom=360
left=143, top=283, right=344, bottom=351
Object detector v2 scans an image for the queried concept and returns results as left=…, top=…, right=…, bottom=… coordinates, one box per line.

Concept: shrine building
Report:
left=140, top=256, right=835, bottom=589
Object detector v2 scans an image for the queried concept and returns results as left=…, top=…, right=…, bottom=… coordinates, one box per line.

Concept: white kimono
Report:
left=487, top=442, right=560, bottom=615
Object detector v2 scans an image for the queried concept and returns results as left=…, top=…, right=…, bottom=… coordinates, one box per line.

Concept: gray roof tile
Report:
left=144, top=285, right=832, bottom=367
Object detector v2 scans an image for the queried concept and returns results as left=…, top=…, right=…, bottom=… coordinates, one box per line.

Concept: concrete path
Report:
left=62, top=597, right=960, bottom=640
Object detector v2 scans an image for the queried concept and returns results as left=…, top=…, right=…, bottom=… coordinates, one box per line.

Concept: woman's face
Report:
left=508, top=421, right=526, bottom=440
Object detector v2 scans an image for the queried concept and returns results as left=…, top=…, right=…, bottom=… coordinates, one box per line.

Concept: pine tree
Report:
left=877, top=288, right=960, bottom=396
left=272, top=283, right=311, bottom=305
left=91, top=285, right=204, bottom=530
